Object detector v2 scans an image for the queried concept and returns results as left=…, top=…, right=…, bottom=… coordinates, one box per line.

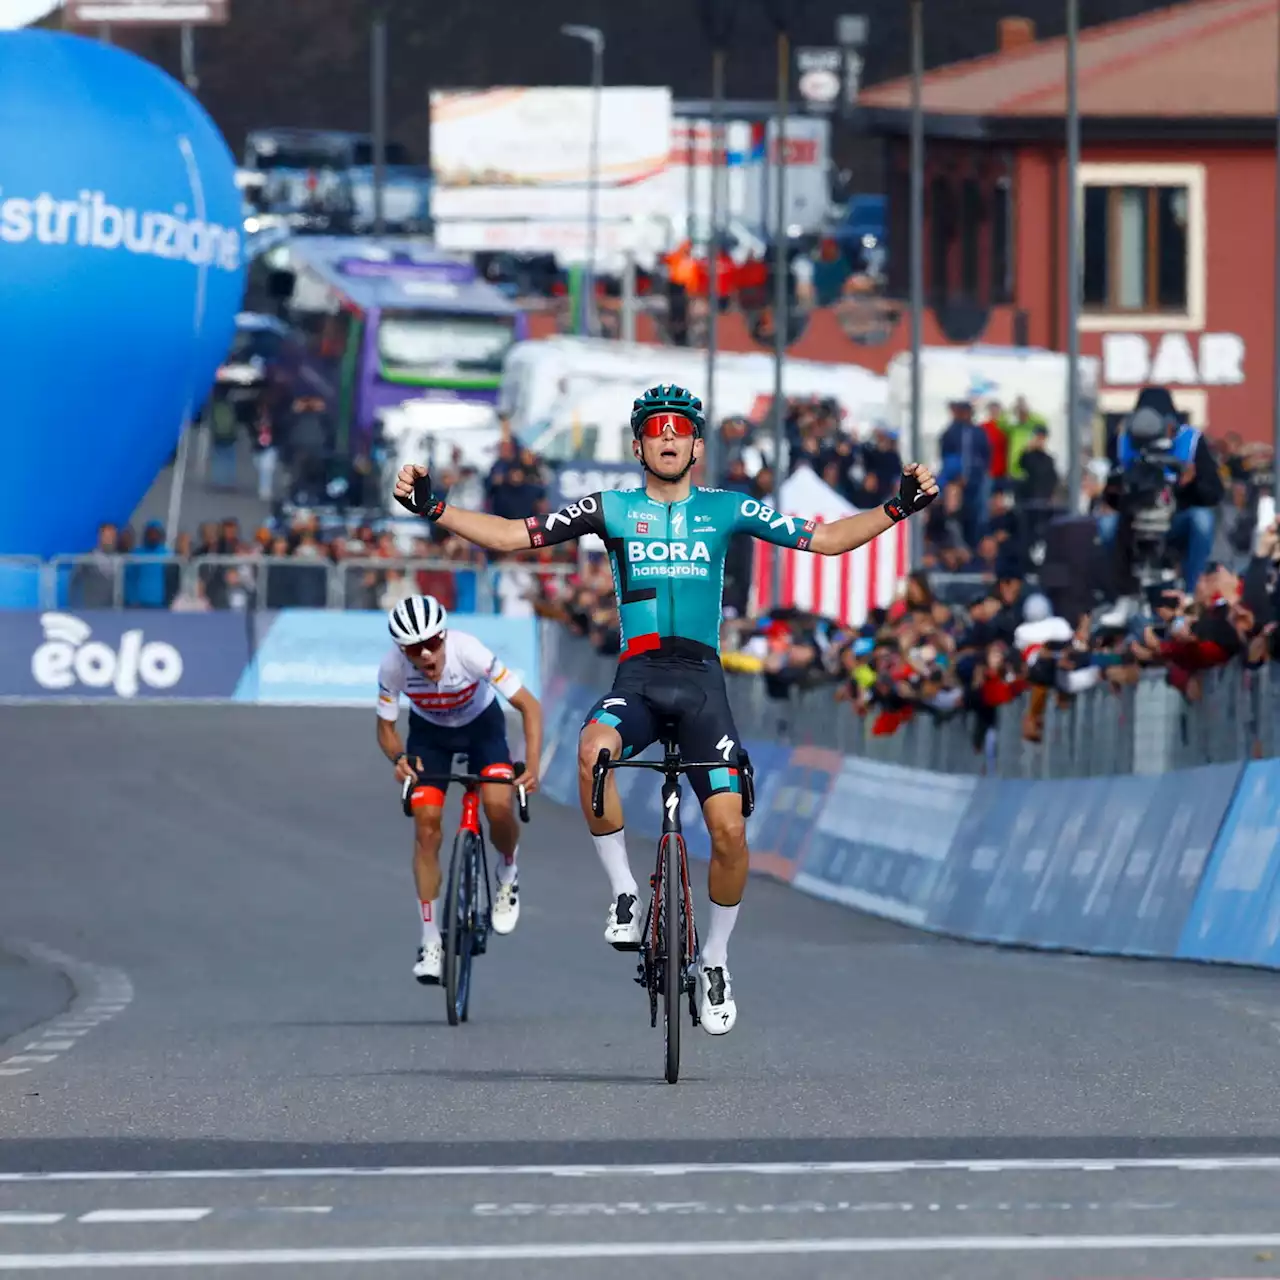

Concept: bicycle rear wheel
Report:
left=443, top=830, right=479, bottom=1027
left=662, top=834, right=680, bottom=1084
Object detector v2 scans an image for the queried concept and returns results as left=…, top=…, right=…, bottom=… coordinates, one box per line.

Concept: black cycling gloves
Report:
left=394, top=471, right=447, bottom=522
left=884, top=468, right=938, bottom=523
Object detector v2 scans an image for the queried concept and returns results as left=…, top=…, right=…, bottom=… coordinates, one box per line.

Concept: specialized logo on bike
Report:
left=626, top=539, right=711, bottom=579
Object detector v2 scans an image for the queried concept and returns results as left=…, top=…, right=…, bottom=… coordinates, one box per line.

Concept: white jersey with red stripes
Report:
left=375, top=630, right=523, bottom=728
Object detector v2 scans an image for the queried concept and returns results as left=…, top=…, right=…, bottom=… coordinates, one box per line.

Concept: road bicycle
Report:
left=402, top=760, right=529, bottom=1026
left=591, top=725, right=754, bottom=1083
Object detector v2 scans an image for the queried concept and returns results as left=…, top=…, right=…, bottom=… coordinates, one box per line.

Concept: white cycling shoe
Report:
left=605, top=892, right=642, bottom=950
left=697, top=962, right=737, bottom=1035
left=413, top=941, right=443, bottom=985
left=492, top=873, right=520, bottom=935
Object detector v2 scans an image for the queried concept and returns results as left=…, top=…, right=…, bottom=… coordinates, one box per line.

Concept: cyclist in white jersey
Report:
left=375, top=594, right=542, bottom=985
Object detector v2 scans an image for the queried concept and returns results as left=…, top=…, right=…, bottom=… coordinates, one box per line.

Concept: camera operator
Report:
left=1098, top=386, right=1223, bottom=593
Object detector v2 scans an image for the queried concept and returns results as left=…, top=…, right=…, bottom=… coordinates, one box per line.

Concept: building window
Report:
left=1078, top=164, right=1204, bottom=331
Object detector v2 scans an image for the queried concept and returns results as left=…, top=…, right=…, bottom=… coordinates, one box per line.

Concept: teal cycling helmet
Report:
left=630, top=384, right=706, bottom=437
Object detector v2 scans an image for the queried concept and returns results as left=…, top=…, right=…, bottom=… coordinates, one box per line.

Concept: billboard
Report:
left=64, top=1, right=228, bottom=23
left=429, top=88, right=672, bottom=223
left=0, top=610, right=252, bottom=700
left=929, top=766, right=1240, bottom=956
left=794, top=757, right=976, bottom=924
left=1178, top=759, right=1280, bottom=966
left=238, top=610, right=541, bottom=706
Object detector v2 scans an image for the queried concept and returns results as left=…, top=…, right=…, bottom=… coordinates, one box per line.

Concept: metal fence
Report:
left=0, top=554, right=574, bottom=614
left=541, top=623, right=1280, bottom=779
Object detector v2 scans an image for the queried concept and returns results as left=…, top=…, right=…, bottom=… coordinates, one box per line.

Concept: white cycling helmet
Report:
left=388, top=594, right=447, bottom=647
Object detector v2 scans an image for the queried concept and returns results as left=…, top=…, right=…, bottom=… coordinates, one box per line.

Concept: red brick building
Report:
left=851, top=0, right=1277, bottom=441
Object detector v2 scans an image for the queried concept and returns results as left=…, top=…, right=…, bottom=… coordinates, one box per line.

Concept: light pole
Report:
left=372, top=13, right=389, bottom=237
left=698, top=0, right=736, bottom=484
left=1065, top=0, right=1083, bottom=512
left=562, top=24, right=605, bottom=337
left=908, top=0, right=924, bottom=569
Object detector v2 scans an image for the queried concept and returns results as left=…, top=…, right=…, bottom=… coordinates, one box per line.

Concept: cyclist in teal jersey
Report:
left=394, top=385, right=938, bottom=1035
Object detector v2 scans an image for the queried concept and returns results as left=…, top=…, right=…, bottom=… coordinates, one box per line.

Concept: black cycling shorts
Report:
left=405, top=699, right=512, bottom=807
left=582, top=655, right=743, bottom=807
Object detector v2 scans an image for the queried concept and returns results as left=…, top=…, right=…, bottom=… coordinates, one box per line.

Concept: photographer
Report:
left=1099, top=386, right=1223, bottom=592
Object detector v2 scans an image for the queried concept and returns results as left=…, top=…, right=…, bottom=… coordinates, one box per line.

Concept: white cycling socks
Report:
left=496, top=843, right=519, bottom=886
left=701, top=902, right=740, bottom=969
left=593, top=829, right=638, bottom=899
left=420, top=898, right=441, bottom=947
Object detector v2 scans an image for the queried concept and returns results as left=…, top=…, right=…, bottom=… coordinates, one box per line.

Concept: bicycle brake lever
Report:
left=401, top=773, right=415, bottom=818
left=517, top=783, right=529, bottom=823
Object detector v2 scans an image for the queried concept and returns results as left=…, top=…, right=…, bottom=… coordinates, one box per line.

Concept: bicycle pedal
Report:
left=610, top=939, right=641, bottom=953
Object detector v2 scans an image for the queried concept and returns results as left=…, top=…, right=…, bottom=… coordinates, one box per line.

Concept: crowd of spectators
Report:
left=66, top=374, right=1280, bottom=764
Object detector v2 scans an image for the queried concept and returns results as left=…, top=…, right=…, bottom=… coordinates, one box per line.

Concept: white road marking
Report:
left=260, top=1207, right=332, bottom=1216
left=78, top=1209, right=211, bottom=1225
left=1, top=1233, right=1280, bottom=1268
left=4, top=1156, right=1280, bottom=1184
left=0, top=943, right=134, bottom=1084
left=0, top=1215, right=64, bottom=1226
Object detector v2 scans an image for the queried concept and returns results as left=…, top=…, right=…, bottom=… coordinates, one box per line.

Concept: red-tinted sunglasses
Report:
left=401, top=634, right=444, bottom=657
left=638, top=413, right=698, bottom=438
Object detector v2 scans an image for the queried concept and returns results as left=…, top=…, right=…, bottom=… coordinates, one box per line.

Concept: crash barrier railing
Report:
left=532, top=621, right=1280, bottom=971
left=0, top=554, right=574, bottom=615
left=541, top=624, right=1279, bottom=780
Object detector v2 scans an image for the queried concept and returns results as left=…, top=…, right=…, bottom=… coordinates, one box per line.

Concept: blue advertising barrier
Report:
left=236, top=610, right=540, bottom=705
left=0, top=609, right=253, bottom=700
left=795, top=758, right=978, bottom=926
left=929, top=765, right=1241, bottom=956
left=1178, top=759, right=1280, bottom=967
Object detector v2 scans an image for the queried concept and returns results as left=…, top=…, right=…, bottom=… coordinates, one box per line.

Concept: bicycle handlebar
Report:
left=401, top=762, right=531, bottom=823
left=591, top=748, right=755, bottom=820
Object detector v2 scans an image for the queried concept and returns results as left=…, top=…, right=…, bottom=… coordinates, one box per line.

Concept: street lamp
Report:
left=562, top=24, right=605, bottom=337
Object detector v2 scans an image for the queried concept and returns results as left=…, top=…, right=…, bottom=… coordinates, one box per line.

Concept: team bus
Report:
left=258, top=235, right=526, bottom=457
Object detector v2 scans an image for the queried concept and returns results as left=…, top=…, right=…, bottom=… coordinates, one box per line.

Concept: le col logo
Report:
left=30, top=613, right=184, bottom=698
left=738, top=497, right=798, bottom=535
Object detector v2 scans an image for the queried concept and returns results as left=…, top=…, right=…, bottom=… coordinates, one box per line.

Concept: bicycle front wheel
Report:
left=443, top=829, right=479, bottom=1027
left=662, top=834, right=681, bottom=1084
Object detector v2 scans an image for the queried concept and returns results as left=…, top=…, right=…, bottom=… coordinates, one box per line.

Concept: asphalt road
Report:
left=4, top=704, right=1280, bottom=1278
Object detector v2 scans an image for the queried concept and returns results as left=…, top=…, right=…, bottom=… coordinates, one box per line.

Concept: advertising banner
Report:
left=429, top=88, right=672, bottom=223
left=748, top=745, right=842, bottom=882
left=0, top=610, right=252, bottom=701
left=929, top=765, right=1240, bottom=955
left=794, top=758, right=976, bottom=924
left=1178, top=760, right=1280, bottom=965
left=538, top=682, right=595, bottom=808
left=239, top=611, right=540, bottom=705
left=65, top=1, right=229, bottom=22
left=550, top=463, right=643, bottom=510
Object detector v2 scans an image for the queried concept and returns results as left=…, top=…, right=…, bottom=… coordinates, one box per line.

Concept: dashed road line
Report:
left=0, top=942, right=133, bottom=1081
left=77, top=1210, right=211, bottom=1225
left=0, top=1215, right=63, bottom=1227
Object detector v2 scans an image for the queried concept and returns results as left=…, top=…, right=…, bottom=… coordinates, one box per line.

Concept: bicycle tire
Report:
left=443, top=829, right=478, bottom=1027
left=663, top=834, right=680, bottom=1084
